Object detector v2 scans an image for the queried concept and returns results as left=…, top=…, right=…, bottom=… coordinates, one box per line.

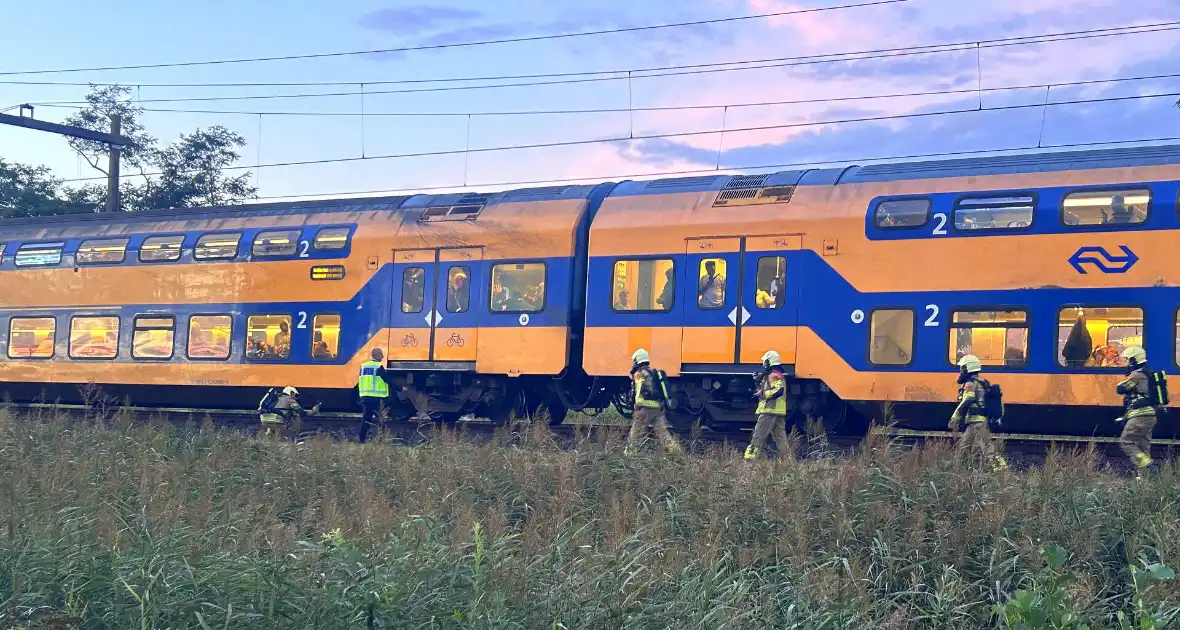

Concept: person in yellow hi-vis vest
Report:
left=745, top=350, right=791, bottom=460
left=357, top=348, right=405, bottom=443
left=625, top=349, right=682, bottom=456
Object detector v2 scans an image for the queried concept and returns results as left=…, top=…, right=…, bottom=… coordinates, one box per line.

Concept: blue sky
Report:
left=2, top=0, right=1180, bottom=200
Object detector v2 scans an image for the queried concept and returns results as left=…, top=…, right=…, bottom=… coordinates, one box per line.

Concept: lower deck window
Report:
left=612, top=259, right=674, bottom=311
left=869, top=309, right=914, bottom=366
left=949, top=310, right=1028, bottom=367
left=246, top=314, right=292, bottom=360
left=312, top=314, right=340, bottom=360
left=490, top=262, right=545, bottom=313
left=8, top=317, right=56, bottom=358
left=69, top=316, right=119, bottom=359
left=188, top=315, right=232, bottom=359
left=1058, top=306, right=1142, bottom=368
left=133, top=316, right=176, bottom=359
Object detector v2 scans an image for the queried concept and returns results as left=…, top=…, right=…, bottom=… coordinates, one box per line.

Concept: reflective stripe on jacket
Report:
left=633, top=368, right=665, bottom=409
left=756, top=369, right=787, bottom=416
left=359, top=361, right=390, bottom=398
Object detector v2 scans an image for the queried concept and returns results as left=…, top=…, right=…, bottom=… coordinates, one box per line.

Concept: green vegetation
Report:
left=0, top=409, right=1178, bottom=629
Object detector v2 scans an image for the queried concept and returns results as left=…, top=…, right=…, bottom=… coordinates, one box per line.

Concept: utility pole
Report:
left=0, top=105, right=133, bottom=212
left=105, top=114, right=121, bottom=212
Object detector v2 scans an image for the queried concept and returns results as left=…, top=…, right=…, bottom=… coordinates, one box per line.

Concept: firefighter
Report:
left=745, top=350, right=790, bottom=460
left=625, top=349, right=682, bottom=455
left=1115, top=346, right=1157, bottom=473
left=949, top=354, right=1008, bottom=471
left=260, top=386, right=320, bottom=441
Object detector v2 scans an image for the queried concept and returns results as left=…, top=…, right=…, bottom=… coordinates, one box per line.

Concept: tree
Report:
left=0, top=158, right=78, bottom=218
left=58, top=84, right=257, bottom=211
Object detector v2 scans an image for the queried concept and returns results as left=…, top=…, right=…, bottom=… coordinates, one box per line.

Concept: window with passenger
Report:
left=8, top=317, right=56, bottom=358
left=1057, top=307, right=1143, bottom=369
left=77, top=238, right=129, bottom=265
left=140, top=235, right=183, bottom=262
left=697, top=258, right=726, bottom=310
left=311, top=314, right=340, bottom=361
left=949, top=310, right=1028, bottom=367
left=246, top=314, right=292, bottom=360
left=755, top=256, right=786, bottom=310
left=874, top=198, right=930, bottom=228
left=612, top=259, right=674, bottom=312
left=869, top=309, right=914, bottom=366
left=490, top=262, right=545, bottom=313
left=69, top=316, right=120, bottom=359
left=252, top=229, right=300, bottom=257
left=447, top=266, right=471, bottom=313
left=187, top=315, right=232, bottom=359
left=954, top=194, right=1035, bottom=231
left=1063, top=189, right=1149, bottom=226
left=402, top=267, right=426, bottom=313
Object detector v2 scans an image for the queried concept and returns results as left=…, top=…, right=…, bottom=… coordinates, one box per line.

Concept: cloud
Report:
left=359, top=5, right=483, bottom=33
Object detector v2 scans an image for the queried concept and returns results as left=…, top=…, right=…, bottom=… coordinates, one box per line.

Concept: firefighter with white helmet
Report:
left=745, top=350, right=791, bottom=460
left=1115, top=346, right=1159, bottom=473
left=625, top=348, right=682, bottom=455
left=259, top=385, right=320, bottom=441
left=950, top=354, right=1008, bottom=471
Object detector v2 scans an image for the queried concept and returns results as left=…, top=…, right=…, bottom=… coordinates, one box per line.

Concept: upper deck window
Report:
left=313, top=227, right=350, bottom=251
left=1063, top=189, right=1149, bottom=227
left=140, top=235, right=183, bottom=262
left=874, top=198, right=930, bottom=229
left=194, top=233, right=241, bottom=260
left=953, top=194, right=1035, bottom=231
left=15, top=242, right=64, bottom=267
left=0, top=242, right=6, bottom=264
left=77, top=238, right=129, bottom=265
left=252, top=229, right=300, bottom=257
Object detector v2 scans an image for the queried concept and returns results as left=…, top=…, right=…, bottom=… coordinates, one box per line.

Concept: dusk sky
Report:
left=3, top=0, right=1180, bottom=201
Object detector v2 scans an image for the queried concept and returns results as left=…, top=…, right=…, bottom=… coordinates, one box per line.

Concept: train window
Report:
left=447, top=266, right=471, bottom=313
left=245, top=314, right=292, bottom=361
left=612, top=259, right=674, bottom=312
left=140, top=235, right=184, bottom=262
left=0, top=242, right=6, bottom=264
left=401, top=267, right=425, bottom=313
left=132, top=316, right=175, bottom=359
left=187, top=315, right=232, bottom=360
left=1057, top=306, right=1143, bottom=369
left=1062, top=189, right=1149, bottom=227
left=697, top=258, right=727, bottom=310
left=69, top=316, right=119, bottom=359
left=8, top=317, right=56, bottom=358
left=953, top=194, right=1035, bottom=231
left=755, top=256, right=786, bottom=310
left=869, top=309, right=914, bottom=366
left=874, top=198, right=930, bottom=228
left=949, top=310, right=1028, bottom=367
left=252, top=230, right=300, bottom=257
left=313, top=227, right=350, bottom=251
left=490, top=262, right=546, bottom=313
left=311, top=314, right=340, bottom=361
left=14, top=242, right=64, bottom=267
left=76, top=238, right=129, bottom=265
left=194, top=233, right=241, bottom=260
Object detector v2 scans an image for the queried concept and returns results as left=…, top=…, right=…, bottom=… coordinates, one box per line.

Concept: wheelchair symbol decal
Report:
left=445, top=333, right=465, bottom=347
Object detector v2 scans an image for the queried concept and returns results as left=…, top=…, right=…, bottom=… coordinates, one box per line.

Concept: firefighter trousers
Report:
left=749, top=413, right=791, bottom=457
left=627, top=406, right=682, bottom=453
left=957, top=421, right=1007, bottom=470
left=1120, top=411, right=1156, bottom=468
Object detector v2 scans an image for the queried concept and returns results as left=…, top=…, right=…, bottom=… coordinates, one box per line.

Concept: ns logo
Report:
left=1068, top=246, right=1139, bottom=274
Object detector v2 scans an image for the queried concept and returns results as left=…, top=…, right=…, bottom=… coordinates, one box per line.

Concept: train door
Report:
left=682, top=235, right=801, bottom=369
left=389, top=249, right=437, bottom=362
left=432, top=247, right=483, bottom=364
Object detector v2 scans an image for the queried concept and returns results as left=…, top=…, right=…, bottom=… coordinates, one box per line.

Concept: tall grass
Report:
left=0, top=408, right=1177, bottom=629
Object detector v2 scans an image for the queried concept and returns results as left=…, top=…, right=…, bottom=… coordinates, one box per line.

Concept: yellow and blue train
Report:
left=1, top=143, right=1177, bottom=436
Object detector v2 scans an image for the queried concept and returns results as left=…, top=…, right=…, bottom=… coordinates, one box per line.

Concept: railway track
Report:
left=5, top=402, right=1178, bottom=470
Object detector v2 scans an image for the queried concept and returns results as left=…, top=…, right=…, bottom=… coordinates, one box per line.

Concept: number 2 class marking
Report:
left=932, top=213, right=947, bottom=236
left=297, top=312, right=308, bottom=329
left=925, top=304, right=940, bottom=327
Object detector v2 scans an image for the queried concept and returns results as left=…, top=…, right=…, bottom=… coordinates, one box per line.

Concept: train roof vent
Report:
left=456, top=193, right=492, bottom=205
left=724, top=174, right=771, bottom=189
left=644, top=175, right=724, bottom=189
left=713, top=184, right=795, bottom=208
left=500, top=186, right=572, bottom=201
left=420, top=197, right=488, bottom=223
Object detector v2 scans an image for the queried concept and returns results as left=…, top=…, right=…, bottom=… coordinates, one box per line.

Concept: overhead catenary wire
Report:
left=18, top=21, right=1180, bottom=105
left=57, top=88, right=1180, bottom=184
left=30, top=70, right=1180, bottom=119
left=0, top=0, right=909, bottom=76
left=244, top=136, right=1180, bottom=202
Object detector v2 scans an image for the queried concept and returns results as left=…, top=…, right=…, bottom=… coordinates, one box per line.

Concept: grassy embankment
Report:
left=1, top=407, right=1178, bottom=629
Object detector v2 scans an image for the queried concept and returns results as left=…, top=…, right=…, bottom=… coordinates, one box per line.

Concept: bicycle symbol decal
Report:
left=401, top=334, right=419, bottom=348
left=446, top=333, right=465, bottom=347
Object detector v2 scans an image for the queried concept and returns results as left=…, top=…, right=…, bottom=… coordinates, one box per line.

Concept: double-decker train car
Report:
left=1, top=143, right=1178, bottom=437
